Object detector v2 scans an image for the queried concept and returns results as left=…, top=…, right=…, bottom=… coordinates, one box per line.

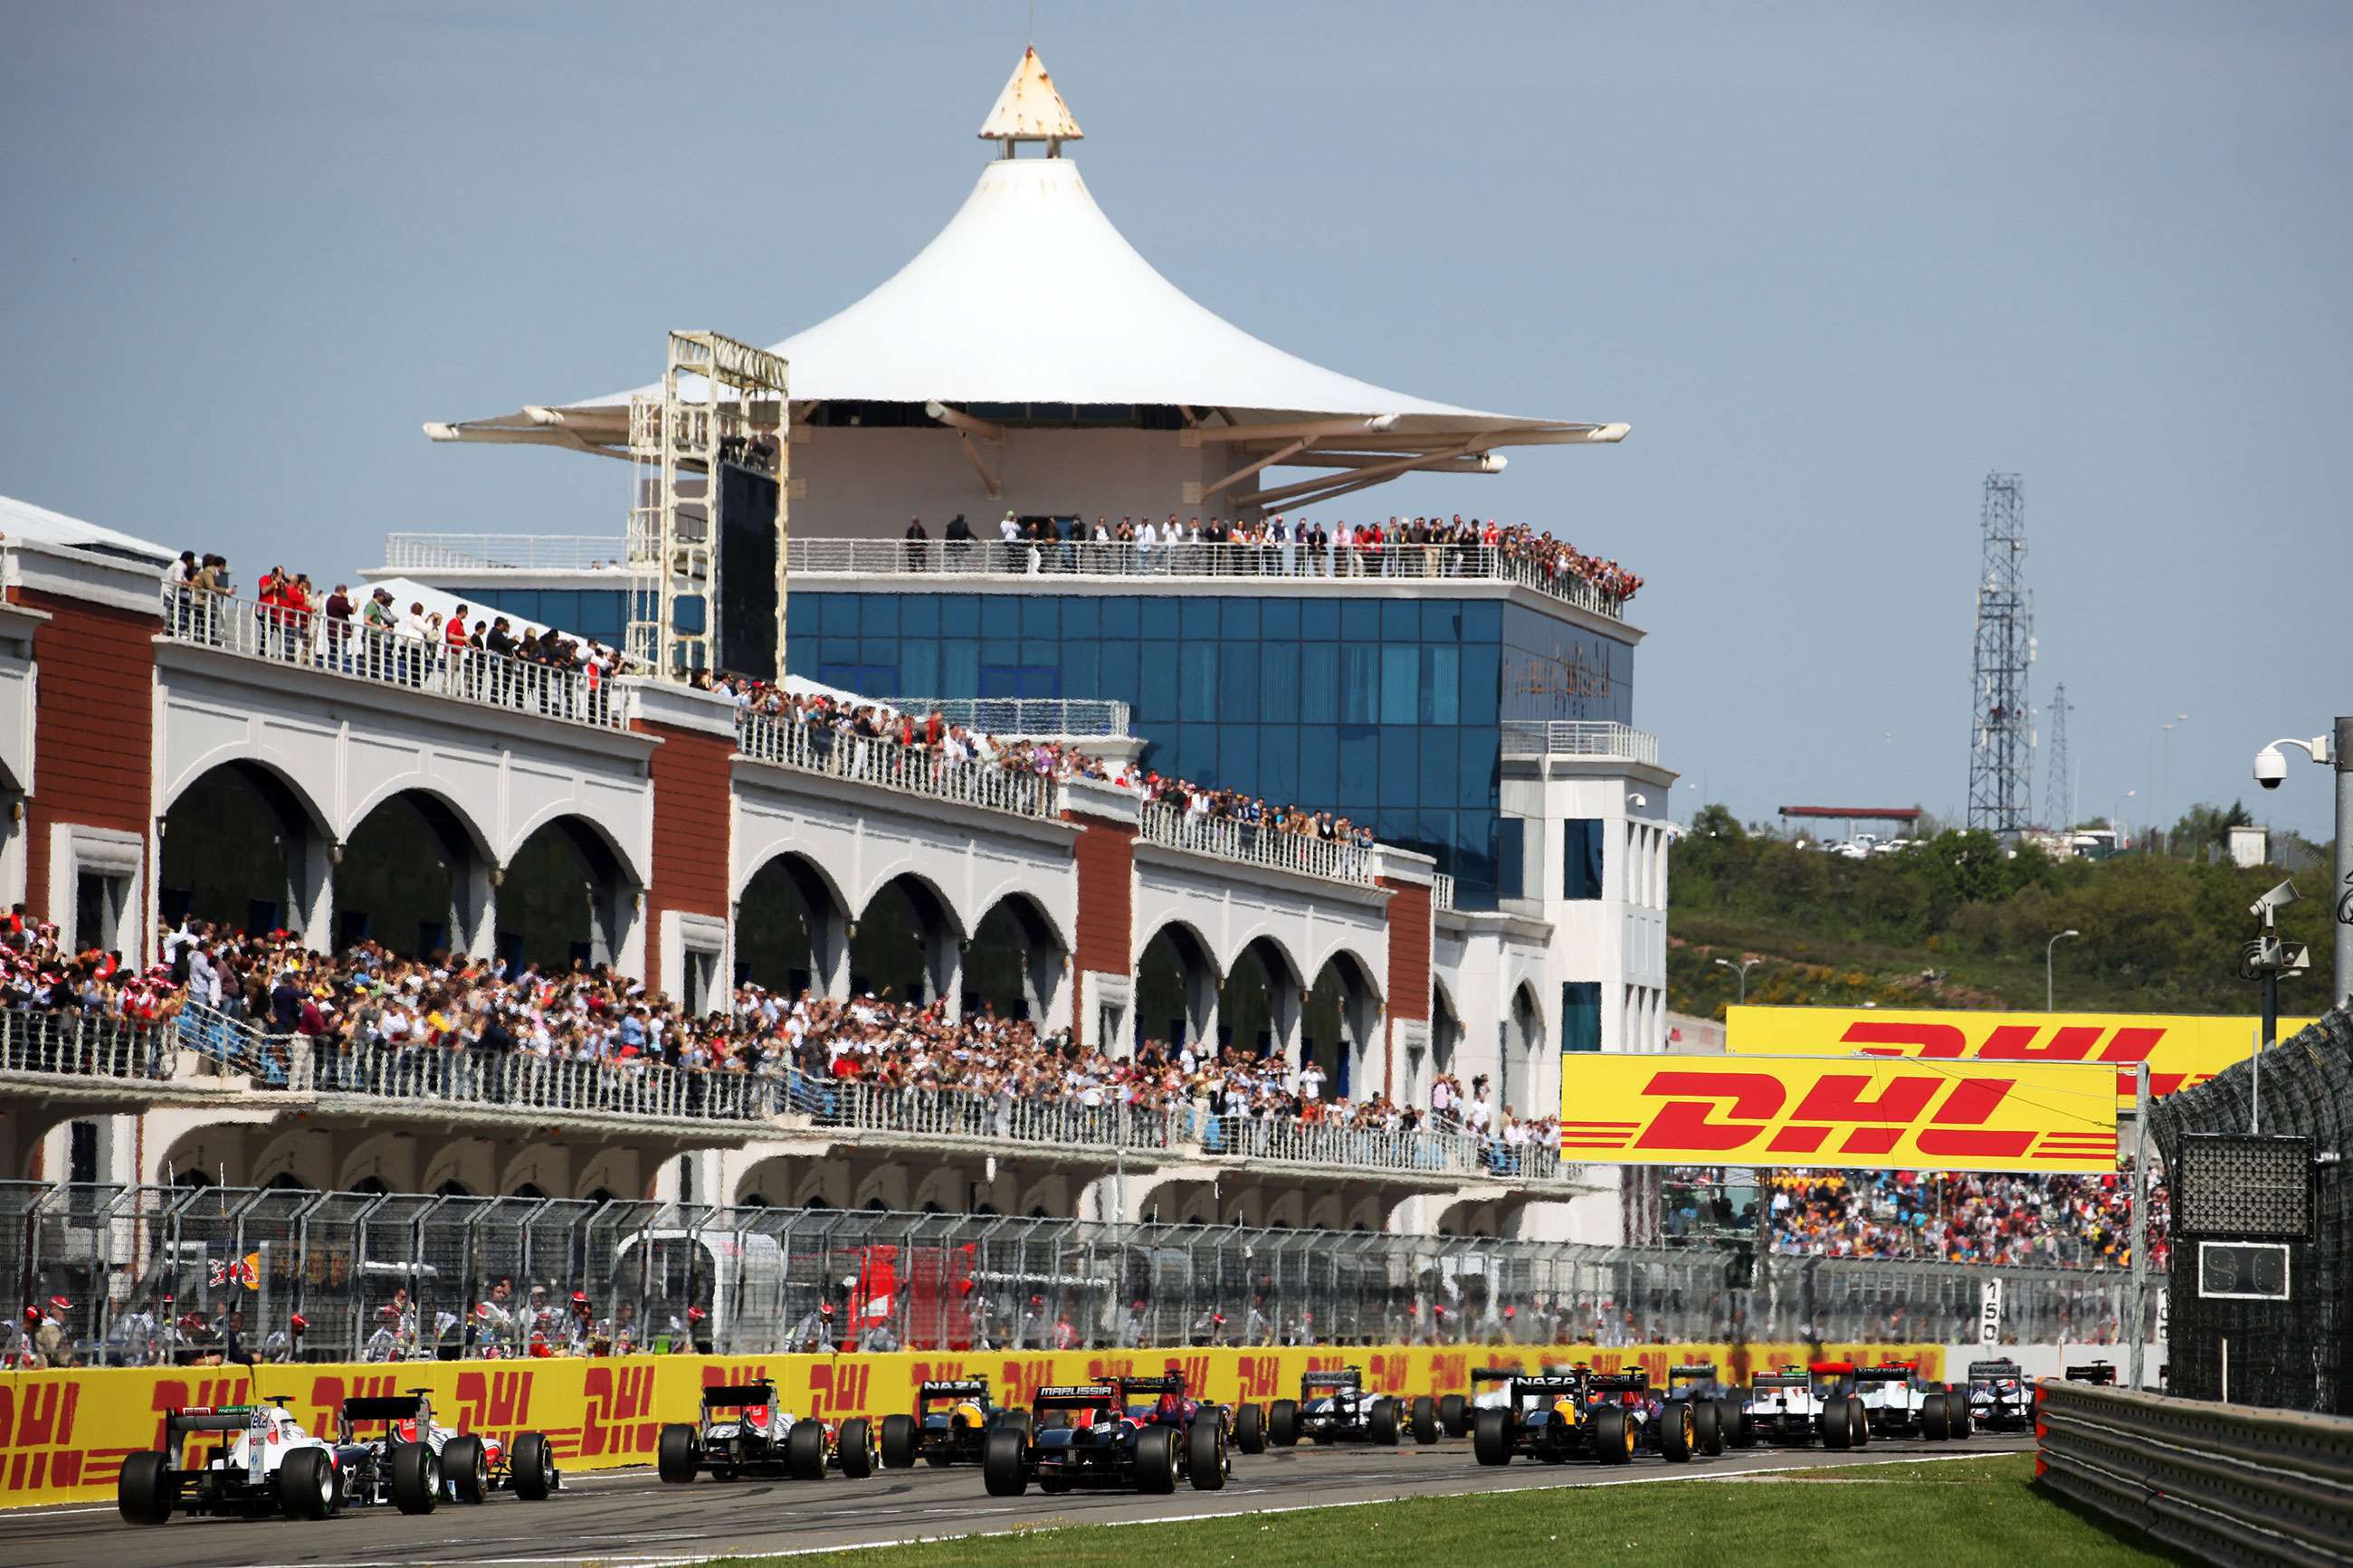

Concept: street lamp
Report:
left=1713, top=956, right=1759, bottom=1003
left=2109, top=789, right=2135, bottom=847
left=2157, top=715, right=2188, bottom=852
left=2253, top=722, right=2352, bottom=1007
left=2045, top=928, right=2080, bottom=1012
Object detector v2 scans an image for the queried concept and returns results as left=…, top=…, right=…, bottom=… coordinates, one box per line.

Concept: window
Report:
left=1563, top=818, right=1605, bottom=899
left=1497, top=818, right=1526, bottom=900
left=1561, top=982, right=1602, bottom=1052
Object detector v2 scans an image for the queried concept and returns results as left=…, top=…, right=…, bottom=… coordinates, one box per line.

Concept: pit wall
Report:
left=2, top=1338, right=2046, bottom=1506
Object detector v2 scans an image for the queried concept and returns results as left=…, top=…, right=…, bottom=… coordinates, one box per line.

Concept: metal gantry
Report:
left=1967, top=471, right=2035, bottom=834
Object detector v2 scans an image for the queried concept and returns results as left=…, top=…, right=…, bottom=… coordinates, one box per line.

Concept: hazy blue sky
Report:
left=5, top=3, right=2347, bottom=841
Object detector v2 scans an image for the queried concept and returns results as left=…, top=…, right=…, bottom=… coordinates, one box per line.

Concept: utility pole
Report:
left=1967, top=473, right=2034, bottom=835
left=2043, top=682, right=2073, bottom=829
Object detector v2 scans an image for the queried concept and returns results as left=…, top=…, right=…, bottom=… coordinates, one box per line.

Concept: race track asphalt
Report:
left=6, top=1430, right=2035, bottom=1567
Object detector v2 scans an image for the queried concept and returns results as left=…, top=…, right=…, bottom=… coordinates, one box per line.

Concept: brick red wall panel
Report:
left=1381, top=879, right=1432, bottom=1025
left=1069, top=820, right=1135, bottom=1050
left=638, top=721, right=734, bottom=994
left=19, top=592, right=157, bottom=917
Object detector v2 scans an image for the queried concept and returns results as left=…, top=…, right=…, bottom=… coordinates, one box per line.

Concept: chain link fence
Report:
left=0, top=1180, right=2166, bottom=1368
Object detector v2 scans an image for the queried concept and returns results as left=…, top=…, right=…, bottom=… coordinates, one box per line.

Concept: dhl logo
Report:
left=992, top=1356, right=1062, bottom=1409
left=1725, top=1005, right=2311, bottom=1103
left=0, top=1380, right=90, bottom=1491
left=1366, top=1352, right=1409, bottom=1392
left=302, top=1371, right=400, bottom=1438
left=1559, top=1056, right=2117, bottom=1173
left=1083, top=1354, right=1136, bottom=1383
left=452, top=1368, right=537, bottom=1438
left=581, top=1363, right=658, bottom=1457
left=1234, top=1354, right=1283, bottom=1403
left=700, top=1362, right=773, bottom=1391
left=1429, top=1352, right=1469, bottom=1393
left=807, top=1362, right=872, bottom=1419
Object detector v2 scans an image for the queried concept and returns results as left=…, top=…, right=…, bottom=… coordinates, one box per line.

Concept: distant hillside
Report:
left=1666, top=806, right=2339, bottom=1021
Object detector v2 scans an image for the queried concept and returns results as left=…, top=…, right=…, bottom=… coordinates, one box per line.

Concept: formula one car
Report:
left=657, top=1379, right=873, bottom=1483
left=1117, top=1372, right=1263, bottom=1458
left=1965, top=1359, right=2032, bottom=1433
left=1265, top=1367, right=1424, bottom=1447
left=119, top=1399, right=347, bottom=1525
left=880, top=1377, right=1033, bottom=1469
left=1739, top=1363, right=1870, bottom=1449
left=2063, top=1360, right=2119, bottom=1386
left=982, top=1383, right=1227, bottom=1497
left=1472, top=1371, right=1686, bottom=1467
left=338, top=1388, right=559, bottom=1510
left=1664, top=1363, right=1740, bottom=1454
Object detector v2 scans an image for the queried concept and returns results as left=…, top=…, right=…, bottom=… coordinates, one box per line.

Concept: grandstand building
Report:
left=0, top=51, right=1670, bottom=1247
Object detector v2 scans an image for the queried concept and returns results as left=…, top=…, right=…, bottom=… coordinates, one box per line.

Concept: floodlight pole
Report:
left=2128, top=1060, right=2149, bottom=1392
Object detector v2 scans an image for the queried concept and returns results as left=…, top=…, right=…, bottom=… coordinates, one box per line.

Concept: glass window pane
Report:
left=1062, top=598, right=1100, bottom=641
left=1419, top=733, right=1458, bottom=807
left=1138, top=641, right=1178, bottom=724
left=860, top=637, right=897, bottom=670
left=1220, top=723, right=1258, bottom=785
left=1497, top=817, right=1526, bottom=900
left=1300, top=643, right=1338, bottom=725
left=900, top=640, right=938, bottom=697
left=1422, top=646, right=1460, bottom=725
left=901, top=594, right=940, bottom=636
left=1418, top=810, right=1454, bottom=870
left=1337, top=726, right=1377, bottom=804
left=1301, top=600, right=1340, bottom=642
left=1060, top=640, right=1099, bottom=698
left=1221, top=597, right=1260, bottom=640
left=1179, top=643, right=1218, bottom=722
left=1179, top=594, right=1220, bottom=639
left=1175, top=722, right=1218, bottom=783
left=1561, top=981, right=1603, bottom=1052
left=1422, top=600, right=1462, bottom=642
left=1382, top=600, right=1419, bottom=641
left=820, top=595, right=858, bottom=635
left=786, top=632, right=817, bottom=676
left=1262, top=598, right=1300, bottom=641
left=1461, top=600, right=1500, bottom=642
left=1298, top=725, right=1338, bottom=806
left=1341, top=600, right=1380, bottom=641
left=1378, top=727, right=1417, bottom=807
left=1380, top=646, right=1418, bottom=726
left=941, top=595, right=980, bottom=638
left=1021, top=637, right=1057, bottom=669
left=982, top=596, right=1020, bottom=641
left=1376, top=807, right=1415, bottom=849
left=1563, top=818, right=1605, bottom=899
left=820, top=636, right=859, bottom=666
left=862, top=595, right=900, bottom=637
left=1104, top=596, right=1141, bottom=640
left=1142, top=598, right=1180, bottom=639
left=1100, top=641, right=1140, bottom=708
left=1461, top=644, right=1500, bottom=727
left=941, top=641, right=980, bottom=697
left=1340, top=645, right=1379, bottom=725
left=1258, top=725, right=1298, bottom=805
left=1219, top=645, right=1260, bottom=723
left=1458, top=729, right=1500, bottom=808
left=1021, top=596, right=1060, bottom=638
left=1260, top=641, right=1300, bottom=724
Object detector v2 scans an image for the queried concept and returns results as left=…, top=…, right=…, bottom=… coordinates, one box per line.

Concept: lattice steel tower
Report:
left=2043, top=682, right=2074, bottom=830
left=1967, top=472, right=2035, bottom=834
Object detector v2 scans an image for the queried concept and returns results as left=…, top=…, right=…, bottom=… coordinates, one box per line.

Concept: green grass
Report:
left=718, top=1454, right=2183, bottom=1568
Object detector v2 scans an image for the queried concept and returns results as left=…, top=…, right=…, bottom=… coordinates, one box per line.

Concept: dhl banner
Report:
left=1560, top=1052, right=2118, bottom=1172
left=0, top=1339, right=1948, bottom=1507
left=1726, top=1005, right=2312, bottom=1104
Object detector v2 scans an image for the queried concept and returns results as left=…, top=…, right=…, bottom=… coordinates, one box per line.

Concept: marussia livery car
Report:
left=1966, top=1360, right=2033, bottom=1432
left=982, top=1381, right=1231, bottom=1497
left=881, top=1377, right=1033, bottom=1468
left=1739, top=1364, right=1872, bottom=1449
left=1265, top=1366, right=1435, bottom=1447
left=118, top=1392, right=557, bottom=1525
left=658, top=1380, right=874, bottom=1482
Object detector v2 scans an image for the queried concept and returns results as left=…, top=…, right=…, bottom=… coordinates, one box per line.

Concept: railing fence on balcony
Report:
left=0, top=1010, right=175, bottom=1083
left=0, top=1181, right=2165, bottom=1367
left=160, top=587, right=627, bottom=731
left=1499, top=720, right=1660, bottom=765
left=735, top=710, right=1057, bottom=818
left=382, top=534, right=631, bottom=573
left=1139, top=803, right=1375, bottom=886
left=866, top=696, right=1132, bottom=738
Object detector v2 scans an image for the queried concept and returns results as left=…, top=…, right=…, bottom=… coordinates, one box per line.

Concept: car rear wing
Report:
left=1852, top=1367, right=1915, bottom=1384
left=1751, top=1374, right=1810, bottom=1390
left=1117, top=1375, right=1186, bottom=1396
left=166, top=1406, right=265, bottom=1438
left=1968, top=1361, right=2023, bottom=1380
left=1469, top=1367, right=1522, bottom=1383
left=1506, top=1376, right=1586, bottom=1397
left=919, top=1379, right=991, bottom=1399
left=701, top=1382, right=777, bottom=1409
left=1588, top=1372, right=1649, bottom=1393
left=1034, top=1384, right=1119, bottom=1409
left=1301, top=1369, right=1363, bottom=1391
left=341, top=1394, right=428, bottom=1421
left=2063, top=1363, right=2118, bottom=1384
left=1667, top=1364, right=1718, bottom=1383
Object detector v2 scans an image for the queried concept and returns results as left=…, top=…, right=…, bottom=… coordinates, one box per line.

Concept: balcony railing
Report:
left=0, top=1011, right=176, bottom=1084
left=160, top=587, right=627, bottom=732
left=383, top=534, right=630, bottom=573
left=1139, top=803, right=1375, bottom=886
left=735, top=711, right=1058, bottom=819
left=1432, top=873, right=1456, bottom=911
left=872, top=697, right=1132, bottom=738
left=787, top=537, right=1629, bottom=621
left=1499, top=720, right=1659, bottom=765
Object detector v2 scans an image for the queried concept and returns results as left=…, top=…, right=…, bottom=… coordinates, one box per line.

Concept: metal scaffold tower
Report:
left=625, top=331, right=791, bottom=680
left=1967, top=472, right=2035, bottom=835
left=2043, top=681, right=2075, bottom=830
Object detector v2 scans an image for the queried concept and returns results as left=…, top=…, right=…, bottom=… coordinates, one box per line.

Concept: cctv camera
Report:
left=2254, top=746, right=2287, bottom=790
left=2249, top=878, right=2301, bottom=921
left=1628, top=794, right=1648, bottom=809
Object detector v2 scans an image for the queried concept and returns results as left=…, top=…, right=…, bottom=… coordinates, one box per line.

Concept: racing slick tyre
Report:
left=1847, top=1399, right=1869, bottom=1448
left=1592, top=1406, right=1633, bottom=1466
left=1725, top=1399, right=1756, bottom=1449
left=786, top=1421, right=828, bottom=1481
left=838, top=1419, right=874, bottom=1478
left=982, top=1429, right=1028, bottom=1497
left=1188, top=1416, right=1227, bottom=1491
left=1135, top=1425, right=1181, bottom=1496
left=1472, top=1408, right=1513, bottom=1467
left=1821, top=1398, right=1851, bottom=1449
left=1660, top=1402, right=1695, bottom=1463
left=657, top=1423, right=700, bottom=1484
left=1267, top=1399, right=1300, bottom=1448
left=117, top=1451, right=176, bottom=1526
left=1950, top=1390, right=1974, bottom=1440
left=1410, top=1395, right=1440, bottom=1445
left=999, top=1408, right=1034, bottom=1442
left=880, top=1413, right=919, bottom=1469
left=391, top=1440, right=441, bottom=1515
left=512, top=1431, right=557, bottom=1500
left=445, top=1435, right=489, bottom=1505
left=1234, top=1401, right=1265, bottom=1455
left=1439, top=1393, right=1468, bottom=1439
left=1368, top=1397, right=1401, bottom=1447
left=1692, top=1398, right=1723, bottom=1457
left=277, top=1447, right=337, bottom=1521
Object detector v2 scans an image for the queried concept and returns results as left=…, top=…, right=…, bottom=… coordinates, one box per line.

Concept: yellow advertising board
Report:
left=1559, top=1051, right=2117, bottom=1172
left=1726, top=1005, right=2310, bottom=1104
left=0, top=1340, right=1948, bottom=1506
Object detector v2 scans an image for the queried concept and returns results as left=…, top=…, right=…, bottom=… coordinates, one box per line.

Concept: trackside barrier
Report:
left=0, top=1338, right=1944, bottom=1507
left=2035, top=1381, right=2353, bottom=1565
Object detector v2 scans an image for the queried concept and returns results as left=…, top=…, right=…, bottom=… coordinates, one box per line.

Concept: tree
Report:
left=2170, top=800, right=2253, bottom=858
left=1690, top=803, right=1744, bottom=841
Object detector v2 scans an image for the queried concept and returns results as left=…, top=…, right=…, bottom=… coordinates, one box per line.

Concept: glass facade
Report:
left=449, top=584, right=1635, bottom=908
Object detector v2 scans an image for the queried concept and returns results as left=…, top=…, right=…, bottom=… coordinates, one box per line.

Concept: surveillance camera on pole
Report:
left=2251, top=723, right=2352, bottom=1010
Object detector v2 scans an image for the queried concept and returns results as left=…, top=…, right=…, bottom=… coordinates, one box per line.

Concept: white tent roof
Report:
left=430, top=56, right=1624, bottom=458
left=0, top=492, right=176, bottom=568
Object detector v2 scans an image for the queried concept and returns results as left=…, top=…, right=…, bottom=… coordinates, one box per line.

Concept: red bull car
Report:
left=658, top=1379, right=873, bottom=1483
left=983, top=1383, right=1228, bottom=1497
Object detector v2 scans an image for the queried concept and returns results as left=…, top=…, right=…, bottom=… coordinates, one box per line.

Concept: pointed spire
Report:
left=978, top=45, right=1082, bottom=153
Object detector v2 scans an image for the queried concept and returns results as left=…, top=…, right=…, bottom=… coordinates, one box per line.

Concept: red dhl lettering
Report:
left=1624, top=1070, right=2048, bottom=1161
left=701, top=1362, right=772, bottom=1390
left=1235, top=1354, right=1282, bottom=1402
left=581, top=1364, right=657, bottom=1457
left=995, top=1357, right=1059, bottom=1408
left=808, top=1363, right=872, bottom=1418
left=0, top=1382, right=79, bottom=1450
left=453, top=1367, right=536, bottom=1433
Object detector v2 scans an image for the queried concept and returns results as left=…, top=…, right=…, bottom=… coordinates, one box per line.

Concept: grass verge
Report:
left=715, top=1452, right=2186, bottom=1568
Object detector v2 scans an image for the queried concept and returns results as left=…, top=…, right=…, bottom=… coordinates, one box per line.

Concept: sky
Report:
left=4, top=2, right=2347, bottom=842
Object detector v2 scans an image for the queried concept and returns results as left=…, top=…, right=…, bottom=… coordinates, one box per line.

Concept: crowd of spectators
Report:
left=901, top=511, right=1643, bottom=603
left=1766, top=1166, right=2168, bottom=1271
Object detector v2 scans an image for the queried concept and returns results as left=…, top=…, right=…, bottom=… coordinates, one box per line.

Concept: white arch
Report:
left=500, top=802, right=649, bottom=889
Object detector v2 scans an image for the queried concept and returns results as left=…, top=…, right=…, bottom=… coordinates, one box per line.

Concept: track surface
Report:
left=10, top=1431, right=2034, bottom=1566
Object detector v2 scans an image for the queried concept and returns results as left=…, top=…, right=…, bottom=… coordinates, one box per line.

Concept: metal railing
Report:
left=735, top=710, right=1058, bottom=819
left=2038, top=1382, right=2353, bottom=1563
left=1499, top=720, right=1659, bottom=765
left=870, top=696, right=1133, bottom=737
left=1433, top=873, right=1456, bottom=911
left=382, top=534, right=631, bottom=573
left=785, top=537, right=1631, bottom=622
left=0, top=1182, right=2169, bottom=1369
left=0, top=1010, right=176, bottom=1083
left=1139, top=803, right=1375, bottom=886
left=160, top=586, right=627, bottom=731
